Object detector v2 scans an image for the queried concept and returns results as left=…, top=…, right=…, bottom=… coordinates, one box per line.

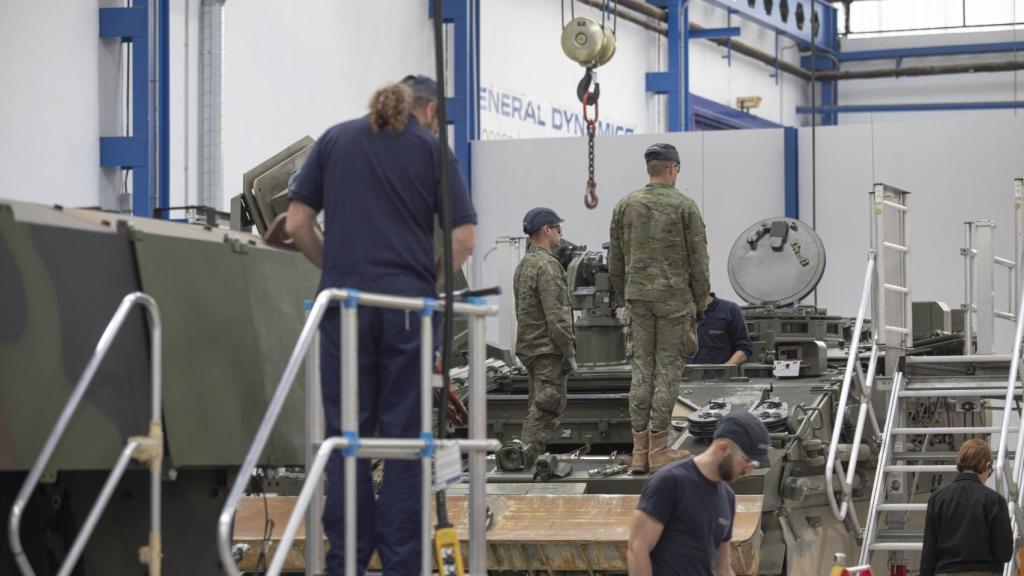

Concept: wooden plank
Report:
left=235, top=493, right=764, bottom=572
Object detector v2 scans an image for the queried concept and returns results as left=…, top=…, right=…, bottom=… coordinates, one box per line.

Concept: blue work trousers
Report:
left=320, top=305, right=424, bottom=576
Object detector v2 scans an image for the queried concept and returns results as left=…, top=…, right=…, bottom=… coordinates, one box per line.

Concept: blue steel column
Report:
left=438, top=0, right=478, bottom=190
left=800, top=1, right=838, bottom=125
left=783, top=127, right=799, bottom=219
left=99, top=4, right=149, bottom=216
left=645, top=0, right=689, bottom=131
left=159, top=0, right=170, bottom=215
left=99, top=0, right=167, bottom=217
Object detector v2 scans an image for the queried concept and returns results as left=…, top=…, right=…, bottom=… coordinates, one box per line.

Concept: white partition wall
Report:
left=799, top=116, right=1024, bottom=352
left=471, top=129, right=787, bottom=340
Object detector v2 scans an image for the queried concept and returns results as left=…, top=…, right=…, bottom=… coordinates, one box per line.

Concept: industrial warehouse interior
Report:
left=3, top=1, right=1024, bottom=575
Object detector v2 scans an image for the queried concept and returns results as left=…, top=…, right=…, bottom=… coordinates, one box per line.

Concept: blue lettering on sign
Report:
left=481, top=86, right=634, bottom=135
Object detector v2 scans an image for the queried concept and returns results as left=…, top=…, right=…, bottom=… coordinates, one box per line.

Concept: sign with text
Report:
left=479, top=85, right=637, bottom=140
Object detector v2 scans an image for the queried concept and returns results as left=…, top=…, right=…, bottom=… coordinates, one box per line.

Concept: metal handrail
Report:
left=859, top=370, right=906, bottom=566
left=216, top=288, right=498, bottom=576
left=825, top=254, right=879, bottom=522
left=267, top=437, right=498, bottom=576
left=996, top=281, right=1024, bottom=501
left=8, top=292, right=162, bottom=576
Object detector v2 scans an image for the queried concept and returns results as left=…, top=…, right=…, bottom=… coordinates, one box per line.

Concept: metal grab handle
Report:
left=825, top=255, right=877, bottom=522
left=8, top=292, right=162, bottom=576
left=996, top=280, right=1024, bottom=501
left=216, top=288, right=498, bottom=576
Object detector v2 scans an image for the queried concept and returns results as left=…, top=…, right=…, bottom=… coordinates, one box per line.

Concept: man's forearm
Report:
left=726, top=351, right=748, bottom=366
left=438, top=224, right=475, bottom=285
left=626, top=550, right=652, bottom=576
left=290, top=224, right=323, bottom=268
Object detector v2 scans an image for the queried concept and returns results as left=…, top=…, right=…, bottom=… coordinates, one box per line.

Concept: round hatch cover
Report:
left=727, top=217, right=825, bottom=306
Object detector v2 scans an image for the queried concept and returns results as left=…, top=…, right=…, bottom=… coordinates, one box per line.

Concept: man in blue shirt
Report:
left=692, top=293, right=753, bottom=367
left=627, top=411, right=770, bottom=576
left=286, top=75, right=477, bottom=575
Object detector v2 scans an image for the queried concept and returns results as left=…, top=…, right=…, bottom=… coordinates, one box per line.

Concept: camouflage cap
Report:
left=644, top=142, right=680, bottom=164
left=522, top=207, right=564, bottom=235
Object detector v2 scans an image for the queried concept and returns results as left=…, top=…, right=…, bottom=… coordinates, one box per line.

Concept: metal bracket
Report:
left=223, top=235, right=247, bottom=254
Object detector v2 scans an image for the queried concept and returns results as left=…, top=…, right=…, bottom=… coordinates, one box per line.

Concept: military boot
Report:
left=629, top=428, right=649, bottom=474
left=648, top=429, right=690, bottom=471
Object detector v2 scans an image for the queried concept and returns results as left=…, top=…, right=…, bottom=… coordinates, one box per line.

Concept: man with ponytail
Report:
left=286, top=75, right=477, bottom=576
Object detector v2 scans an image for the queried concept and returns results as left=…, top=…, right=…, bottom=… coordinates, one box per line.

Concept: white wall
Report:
left=221, top=0, right=435, bottom=206
left=0, top=0, right=124, bottom=210
left=471, top=128, right=785, bottom=340
left=798, top=115, right=1024, bottom=351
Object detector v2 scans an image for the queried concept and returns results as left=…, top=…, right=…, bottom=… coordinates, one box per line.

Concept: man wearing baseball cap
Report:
left=627, top=411, right=770, bottom=576
left=513, top=207, right=576, bottom=452
left=609, top=142, right=710, bottom=474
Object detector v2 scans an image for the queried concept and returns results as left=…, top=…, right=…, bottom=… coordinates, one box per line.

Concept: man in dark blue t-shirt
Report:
left=627, top=411, right=770, bottom=576
left=286, top=75, right=477, bottom=575
left=692, top=293, right=753, bottom=366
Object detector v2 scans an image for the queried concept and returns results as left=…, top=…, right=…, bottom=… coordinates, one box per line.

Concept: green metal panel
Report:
left=0, top=204, right=149, bottom=471
left=132, top=231, right=317, bottom=467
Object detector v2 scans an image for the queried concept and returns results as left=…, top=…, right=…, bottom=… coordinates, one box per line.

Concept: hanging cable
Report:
left=430, top=2, right=464, bottom=575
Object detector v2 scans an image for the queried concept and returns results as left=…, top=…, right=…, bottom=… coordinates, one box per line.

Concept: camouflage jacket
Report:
left=513, top=244, right=575, bottom=360
left=608, top=183, right=710, bottom=314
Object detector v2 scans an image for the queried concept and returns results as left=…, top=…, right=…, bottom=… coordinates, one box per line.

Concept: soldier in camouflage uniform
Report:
left=514, top=207, right=576, bottom=452
left=608, top=143, right=710, bottom=473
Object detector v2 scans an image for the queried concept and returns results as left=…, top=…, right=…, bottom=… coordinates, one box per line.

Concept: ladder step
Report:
left=870, top=542, right=923, bottom=551
left=877, top=530, right=924, bottom=538
left=891, top=426, right=1008, bottom=435
left=899, top=389, right=1021, bottom=397
left=885, top=464, right=956, bottom=473
left=892, top=451, right=1015, bottom=460
left=876, top=503, right=928, bottom=512
left=906, top=354, right=1012, bottom=365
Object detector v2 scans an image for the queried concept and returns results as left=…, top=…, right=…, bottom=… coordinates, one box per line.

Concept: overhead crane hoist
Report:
left=560, top=1, right=617, bottom=209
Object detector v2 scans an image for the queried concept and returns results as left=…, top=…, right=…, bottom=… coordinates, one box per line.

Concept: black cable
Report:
left=249, top=469, right=273, bottom=575
left=123, top=0, right=131, bottom=208
left=432, top=0, right=453, bottom=528
left=810, top=26, right=818, bottom=307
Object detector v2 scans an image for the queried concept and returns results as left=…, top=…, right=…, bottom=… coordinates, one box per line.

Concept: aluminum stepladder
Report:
left=860, top=182, right=1024, bottom=574
left=217, top=288, right=499, bottom=576
left=7, top=292, right=163, bottom=576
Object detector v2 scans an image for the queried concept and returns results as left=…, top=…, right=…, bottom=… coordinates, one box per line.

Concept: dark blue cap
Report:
left=522, top=207, right=563, bottom=235
left=644, top=142, right=680, bottom=164
left=713, top=411, right=771, bottom=462
left=401, top=75, right=437, bottom=99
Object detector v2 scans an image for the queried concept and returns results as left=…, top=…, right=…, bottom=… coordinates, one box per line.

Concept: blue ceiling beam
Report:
left=796, top=101, right=1024, bottom=114
left=838, top=41, right=1024, bottom=62
left=690, top=27, right=741, bottom=39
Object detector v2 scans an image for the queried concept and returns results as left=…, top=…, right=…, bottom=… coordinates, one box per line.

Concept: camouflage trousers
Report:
left=520, top=354, right=568, bottom=450
left=626, top=299, right=697, bottom=432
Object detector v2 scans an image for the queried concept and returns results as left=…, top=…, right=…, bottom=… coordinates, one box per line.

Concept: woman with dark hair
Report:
left=920, top=438, right=1013, bottom=576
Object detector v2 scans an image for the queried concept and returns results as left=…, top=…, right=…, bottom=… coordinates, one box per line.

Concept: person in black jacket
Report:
left=920, top=438, right=1013, bottom=576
